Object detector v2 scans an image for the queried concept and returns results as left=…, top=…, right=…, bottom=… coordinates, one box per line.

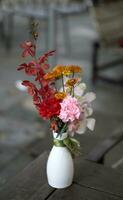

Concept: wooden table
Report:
left=1, top=151, right=123, bottom=200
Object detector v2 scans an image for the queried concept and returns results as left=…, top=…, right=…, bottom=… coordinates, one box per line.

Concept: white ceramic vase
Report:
left=46, top=132, right=74, bottom=189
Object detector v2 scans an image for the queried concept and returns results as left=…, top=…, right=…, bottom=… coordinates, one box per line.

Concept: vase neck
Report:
left=53, top=132, right=68, bottom=140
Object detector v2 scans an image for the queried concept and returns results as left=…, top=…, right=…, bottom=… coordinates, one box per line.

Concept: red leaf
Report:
left=42, top=63, right=50, bottom=70
left=20, top=41, right=36, bottom=58
left=33, top=94, right=41, bottom=105
left=22, top=80, right=38, bottom=96
left=18, top=62, right=37, bottom=76
left=17, top=63, right=27, bottom=71
left=39, top=50, right=56, bottom=64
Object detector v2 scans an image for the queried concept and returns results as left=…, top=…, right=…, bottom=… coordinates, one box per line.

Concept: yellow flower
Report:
left=55, top=92, right=67, bottom=100
left=62, top=66, right=72, bottom=76
left=66, top=78, right=78, bottom=87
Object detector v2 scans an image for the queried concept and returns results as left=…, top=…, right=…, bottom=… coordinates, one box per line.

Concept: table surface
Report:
left=1, top=151, right=123, bottom=200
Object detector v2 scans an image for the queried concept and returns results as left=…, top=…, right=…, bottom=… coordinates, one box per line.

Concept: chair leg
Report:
left=92, top=40, right=100, bottom=84
left=4, top=13, right=14, bottom=51
left=44, top=19, right=49, bottom=51
left=48, top=4, right=57, bottom=66
left=0, top=21, right=5, bottom=41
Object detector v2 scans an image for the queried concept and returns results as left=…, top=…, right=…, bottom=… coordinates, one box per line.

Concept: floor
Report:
left=0, top=11, right=123, bottom=190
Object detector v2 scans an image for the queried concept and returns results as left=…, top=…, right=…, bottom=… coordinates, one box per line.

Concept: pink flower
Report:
left=59, top=96, right=81, bottom=122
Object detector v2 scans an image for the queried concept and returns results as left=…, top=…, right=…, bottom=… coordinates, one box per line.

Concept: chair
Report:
left=1, top=0, right=87, bottom=65
left=53, top=1, right=87, bottom=53
left=89, top=0, right=123, bottom=84
left=0, top=0, right=49, bottom=49
left=0, top=0, right=6, bottom=41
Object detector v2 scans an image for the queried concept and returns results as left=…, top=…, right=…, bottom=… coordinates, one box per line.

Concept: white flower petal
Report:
left=74, top=83, right=86, bottom=97
left=87, top=118, right=96, bottom=131
left=85, top=107, right=93, bottom=117
left=76, top=118, right=87, bottom=134
left=83, top=92, right=96, bottom=103
left=63, top=76, right=69, bottom=83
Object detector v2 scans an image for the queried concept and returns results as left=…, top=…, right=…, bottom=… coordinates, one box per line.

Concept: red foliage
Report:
left=38, top=97, right=61, bottom=119
left=50, top=120, right=58, bottom=132
left=18, top=40, right=57, bottom=120
left=35, top=70, right=45, bottom=83
left=39, top=50, right=56, bottom=64
left=20, top=41, right=36, bottom=57
left=22, top=80, right=38, bottom=96
left=33, top=94, right=41, bottom=106
left=17, top=62, right=37, bottom=76
left=39, top=85, right=55, bottom=100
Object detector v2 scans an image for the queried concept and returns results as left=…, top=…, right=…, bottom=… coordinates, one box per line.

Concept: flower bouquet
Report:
left=17, top=22, right=96, bottom=188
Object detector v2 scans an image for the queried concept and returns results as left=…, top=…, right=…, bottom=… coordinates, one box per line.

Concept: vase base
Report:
left=48, top=181, right=73, bottom=189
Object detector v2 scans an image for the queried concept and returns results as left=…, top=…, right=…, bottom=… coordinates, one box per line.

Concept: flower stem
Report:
left=72, top=71, right=74, bottom=78
left=53, top=81, right=58, bottom=92
left=72, top=72, right=74, bottom=97
left=73, top=86, right=74, bottom=97
left=34, top=40, right=37, bottom=62
left=61, top=74, right=65, bottom=92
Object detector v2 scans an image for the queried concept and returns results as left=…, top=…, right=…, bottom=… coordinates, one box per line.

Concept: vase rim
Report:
left=53, top=131, right=68, bottom=140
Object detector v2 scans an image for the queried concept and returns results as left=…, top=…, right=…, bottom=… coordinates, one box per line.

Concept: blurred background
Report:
left=0, top=0, right=123, bottom=190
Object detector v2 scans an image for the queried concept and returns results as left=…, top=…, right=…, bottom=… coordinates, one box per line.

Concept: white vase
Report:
left=46, top=132, right=74, bottom=189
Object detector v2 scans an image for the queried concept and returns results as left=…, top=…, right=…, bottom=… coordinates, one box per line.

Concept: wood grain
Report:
left=74, top=158, right=123, bottom=198
left=47, top=183, right=122, bottom=200
left=86, top=131, right=123, bottom=163
left=0, top=152, right=55, bottom=200
left=1, top=151, right=123, bottom=200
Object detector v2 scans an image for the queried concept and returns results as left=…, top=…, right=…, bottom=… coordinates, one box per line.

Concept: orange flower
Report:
left=53, top=65, right=71, bottom=76
left=54, top=65, right=81, bottom=76
left=44, top=71, right=55, bottom=80
left=53, top=65, right=81, bottom=76
left=44, top=65, right=82, bottom=80
left=67, top=65, right=81, bottom=73
left=55, top=92, right=67, bottom=100
left=53, top=65, right=64, bottom=74
left=44, top=70, right=61, bottom=80
left=53, top=65, right=73, bottom=75
left=66, top=78, right=78, bottom=87
left=44, top=65, right=64, bottom=80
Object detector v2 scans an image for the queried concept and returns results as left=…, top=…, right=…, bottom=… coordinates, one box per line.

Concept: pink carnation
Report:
left=59, top=96, right=81, bottom=122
